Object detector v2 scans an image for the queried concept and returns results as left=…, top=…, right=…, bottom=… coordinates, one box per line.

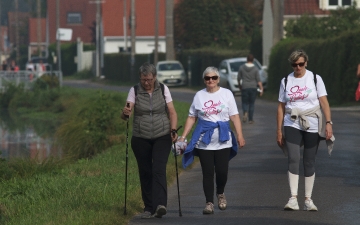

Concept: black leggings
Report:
left=197, top=148, right=231, bottom=203
left=284, top=126, right=320, bottom=177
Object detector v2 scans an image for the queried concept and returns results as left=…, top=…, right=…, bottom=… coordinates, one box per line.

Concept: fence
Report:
left=0, top=70, right=63, bottom=92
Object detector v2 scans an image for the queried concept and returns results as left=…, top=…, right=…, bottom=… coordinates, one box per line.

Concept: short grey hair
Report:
left=202, top=67, right=219, bottom=78
left=288, top=49, right=309, bottom=63
left=139, top=62, right=157, bottom=77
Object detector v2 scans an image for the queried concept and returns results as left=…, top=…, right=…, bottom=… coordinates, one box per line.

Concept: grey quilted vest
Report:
left=132, top=81, right=170, bottom=139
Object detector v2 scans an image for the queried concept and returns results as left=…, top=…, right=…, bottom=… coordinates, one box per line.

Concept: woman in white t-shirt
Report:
left=277, top=50, right=333, bottom=212
left=178, top=67, right=245, bottom=214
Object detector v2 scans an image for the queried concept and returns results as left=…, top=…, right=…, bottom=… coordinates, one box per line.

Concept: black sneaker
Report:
left=154, top=205, right=167, bottom=218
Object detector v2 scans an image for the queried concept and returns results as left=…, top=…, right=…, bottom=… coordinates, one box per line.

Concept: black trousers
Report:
left=131, top=134, right=172, bottom=214
left=197, top=148, right=231, bottom=204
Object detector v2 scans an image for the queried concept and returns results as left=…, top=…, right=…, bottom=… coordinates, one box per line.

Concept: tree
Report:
left=174, top=0, right=263, bottom=50
left=284, top=4, right=360, bottom=39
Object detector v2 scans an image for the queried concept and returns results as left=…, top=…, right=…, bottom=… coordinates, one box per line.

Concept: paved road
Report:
left=63, top=80, right=360, bottom=225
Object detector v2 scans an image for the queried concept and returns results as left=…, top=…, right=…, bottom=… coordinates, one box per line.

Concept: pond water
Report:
left=0, top=111, right=62, bottom=161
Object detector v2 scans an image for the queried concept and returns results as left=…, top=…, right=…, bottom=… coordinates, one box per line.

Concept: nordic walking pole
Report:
left=172, top=126, right=183, bottom=217
left=124, top=102, right=130, bottom=215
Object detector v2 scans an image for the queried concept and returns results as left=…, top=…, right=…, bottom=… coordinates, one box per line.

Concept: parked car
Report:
left=218, top=57, right=268, bottom=94
left=156, top=60, right=187, bottom=86
left=26, top=57, right=52, bottom=75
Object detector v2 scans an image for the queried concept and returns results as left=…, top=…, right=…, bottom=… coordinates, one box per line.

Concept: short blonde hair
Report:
left=288, top=49, right=309, bottom=63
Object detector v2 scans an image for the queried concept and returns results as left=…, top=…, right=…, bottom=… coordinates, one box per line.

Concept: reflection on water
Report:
left=0, top=110, right=62, bottom=161
left=0, top=127, right=62, bottom=161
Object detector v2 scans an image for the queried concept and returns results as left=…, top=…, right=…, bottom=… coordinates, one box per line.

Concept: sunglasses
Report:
left=204, top=76, right=219, bottom=81
left=291, top=62, right=306, bottom=68
left=140, top=78, right=153, bottom=83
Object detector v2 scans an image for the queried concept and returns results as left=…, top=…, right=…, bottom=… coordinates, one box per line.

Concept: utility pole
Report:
left=96, top=1, right=100, bottom=77
left=154, top=0, right=159, bottom=65
left=165, top=0, right=175, bottom=60
left=130, top=0, right=136, bottom=80
left=37, top=0, right=42, bottom=57
left=0, top=0, right=2, bottom=63
left=56, top=0, right=61, bottom=72
left=15, top=0, right=20, bottom=64
left=123, top=0, right=127, bottom=52
left=273, top=0, right=284, bottom=45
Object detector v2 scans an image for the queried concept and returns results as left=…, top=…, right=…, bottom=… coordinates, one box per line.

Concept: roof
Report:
left=284, top=0, right=330, bottom=16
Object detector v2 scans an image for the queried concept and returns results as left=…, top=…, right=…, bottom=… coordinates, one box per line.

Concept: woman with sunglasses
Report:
left=237, top=54, right=264, bottom=124
left=178, top=67, right=245, bottom=214
left=277, top=49, right=334, bottom=211
left=121, top=62, right=178, bottom=219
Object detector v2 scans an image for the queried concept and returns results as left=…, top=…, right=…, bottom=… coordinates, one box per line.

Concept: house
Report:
left=0, top=26, right=10, bottom=63
left=46, top=0, right=179, bottom=54
left=28, top=18, right=47, bottom=60
left=262, top=0, right=360, bottom=67
left=47, top=0, right=97, bottom=44
left=7, top=11, right=30, bottom=51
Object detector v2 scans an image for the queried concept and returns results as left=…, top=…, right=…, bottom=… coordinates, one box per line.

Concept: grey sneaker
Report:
left=284, top=197, right=299, bottom=210
left=203, top=202, right=214, bottom=214
left=304, top=199, right=318, bottom=211
left=140, top=211, right=152, bottom=219
left=153, top=205, right=167, bottom=218
left=242, top=112, right=248, bottom=123
left=217, top=193, right=227, bottom=210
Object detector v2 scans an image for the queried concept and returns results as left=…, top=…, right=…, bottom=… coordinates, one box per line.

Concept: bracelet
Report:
left=178, top=136, right=186, bottom=139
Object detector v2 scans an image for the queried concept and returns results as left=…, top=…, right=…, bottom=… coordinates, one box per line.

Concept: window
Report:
left=328, top=0, right=352, bottom=6
left=67, top=13, right=82, bottom=24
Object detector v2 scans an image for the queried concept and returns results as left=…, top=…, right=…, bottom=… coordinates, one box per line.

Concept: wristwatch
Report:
left=326, top=121, right=333, bottom=125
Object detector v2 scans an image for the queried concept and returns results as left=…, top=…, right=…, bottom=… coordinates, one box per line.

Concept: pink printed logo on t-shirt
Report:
left=288, top=85, right=311, bottom=102
left=201, top=100, right=223, bottom=117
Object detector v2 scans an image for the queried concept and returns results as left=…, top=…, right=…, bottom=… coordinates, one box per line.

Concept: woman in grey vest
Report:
left=121, top=62, right=178, bottom=219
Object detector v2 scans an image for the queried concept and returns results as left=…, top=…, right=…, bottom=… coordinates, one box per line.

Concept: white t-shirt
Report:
left=189, top=87, right=239, bottom=150
left=278, top=70, right=327, bottom=132
left=126, top=84, right=173, bottom=103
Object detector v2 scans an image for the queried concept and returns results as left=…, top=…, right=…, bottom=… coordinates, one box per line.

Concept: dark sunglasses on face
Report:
left=291, top=62, right=306, bottom=68
left=204, top=76, right=219, bottom=81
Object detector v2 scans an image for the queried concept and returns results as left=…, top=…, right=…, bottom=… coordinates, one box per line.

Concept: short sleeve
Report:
left=126, top=87, right=136, bottom=103
left=278, top=78, right=286, bottom=103
left=315, top=75, right=327, bottom=98
left=163, top=85, right=173, bottom=103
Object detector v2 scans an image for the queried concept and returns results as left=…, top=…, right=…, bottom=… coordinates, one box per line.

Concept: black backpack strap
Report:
left=284, top=74, right=288, bottom=91
left=160, top=82, right=165, bottom=99
left=313, top=72, right=317, bottom=91
left=133, top=84, right=138, bottom=96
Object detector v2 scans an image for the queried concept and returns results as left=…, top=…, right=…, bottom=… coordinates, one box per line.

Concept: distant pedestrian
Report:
left=121, top=62, right=178, bottom=219
left=1, top=60, right=7, bottom=71
left=178, top=67, right=245, bottom=214
left=10, top=60, right=19, bottom=71
left=237, top=54, right=264, bottom=124
left=277, top=49, right=335, bottom=211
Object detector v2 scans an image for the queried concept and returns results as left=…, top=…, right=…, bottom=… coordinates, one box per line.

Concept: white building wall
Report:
left=103, top=36, right=166, bottom=54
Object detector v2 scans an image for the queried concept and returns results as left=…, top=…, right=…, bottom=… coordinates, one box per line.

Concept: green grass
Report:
left=0, top=86, right=192, bottom=225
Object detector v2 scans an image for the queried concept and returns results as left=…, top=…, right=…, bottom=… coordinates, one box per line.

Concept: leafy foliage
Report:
left=174, top=0, right=263, bottom=49
left=284, top=4, right=360, bottom=39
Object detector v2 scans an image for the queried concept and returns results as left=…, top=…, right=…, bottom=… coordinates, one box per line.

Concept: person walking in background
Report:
left=237, top=54, right=263, bottom=124
left=277, top=49, right=334, bottom=211
left=178, top=67, right=245, bottom=214
left=1, top=60, right=7, bottom=71
left=10, top=60, right=19, bottom=71
left=121, top=62, right=178, bottom=219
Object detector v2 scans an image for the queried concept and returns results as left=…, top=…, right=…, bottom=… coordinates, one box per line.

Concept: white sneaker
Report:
left=304, top=199, right=318, bottom=211
left=203, top=202, right=214, bottom=214
left=284, top=197, right=299, bottom=210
